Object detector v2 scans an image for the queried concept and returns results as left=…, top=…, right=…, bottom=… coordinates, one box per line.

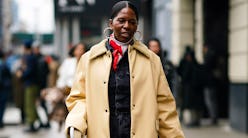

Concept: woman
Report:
left=65, top=1, right=184, bottom=138
left=56, top=42, right=86, bottom=91
left=147, top=38, right=170, bottom=77
left=177, top=46, right=204, bottom=127
left=41, top=42, right=86, bottom=131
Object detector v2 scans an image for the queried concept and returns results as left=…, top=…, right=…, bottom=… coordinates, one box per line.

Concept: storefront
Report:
left=53, top=0, right=144, bottom=60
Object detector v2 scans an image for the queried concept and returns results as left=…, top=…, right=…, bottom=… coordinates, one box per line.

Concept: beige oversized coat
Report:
left=65, top=39, right=185, bottom=138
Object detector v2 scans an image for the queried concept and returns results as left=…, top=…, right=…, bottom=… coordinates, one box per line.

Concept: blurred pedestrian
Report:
left=42, top=42, right=86, bottom=131
left=147, top=38, right=166, bottom=70
left=0, top=50, right=12, bottom=128
left=32, top=41, right=49, bottom=90
left=147, top=38, right=178, bottom=93
left=46, top=55, right=59, bottom=88
left=10, top=52, right=25, bottom=124
left=56, top=42, right=86, bottom=95
left=203, top=44, right=218, bottom=125
left=32, top=41, right=51, bottom=128
left=177, top=46, right=204, bottom=127
left=65, top=1, right=184, bottom=138
left=16, top=40, right=40, bottom=132
left=147, top=38, right=183, bottom=108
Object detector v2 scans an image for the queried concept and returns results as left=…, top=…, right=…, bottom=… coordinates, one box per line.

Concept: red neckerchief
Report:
left=109, top=36, right=123, bottom=71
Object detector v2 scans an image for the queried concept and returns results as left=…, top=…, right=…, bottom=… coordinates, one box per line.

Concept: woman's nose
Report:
left=123, top=21, right=130, bottom=29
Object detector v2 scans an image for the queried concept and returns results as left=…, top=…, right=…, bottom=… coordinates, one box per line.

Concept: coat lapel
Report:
left=89, top=39, right=112, bottom=109
left=89, top=39, right=108, bottom=60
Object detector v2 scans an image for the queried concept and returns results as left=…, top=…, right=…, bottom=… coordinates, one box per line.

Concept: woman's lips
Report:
left=121, top=32, right=131, bottom=37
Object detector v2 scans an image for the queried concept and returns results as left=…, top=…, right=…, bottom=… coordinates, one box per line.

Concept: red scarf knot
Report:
left=109, top=39, right=123, bottom=71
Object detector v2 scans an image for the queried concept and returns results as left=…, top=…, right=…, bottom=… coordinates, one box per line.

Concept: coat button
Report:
left=104, top=81, right=106, bottom=84
left=105, top=109, right=108, bottom=112
left=132, top=104, right=135, bottom=110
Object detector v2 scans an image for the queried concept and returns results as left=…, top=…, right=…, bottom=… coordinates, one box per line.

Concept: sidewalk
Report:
left=0, top=106, right=66, bottom=138
left=183, top=119, right=248, bottom=138
left=0, top=106, right=248, bottom=138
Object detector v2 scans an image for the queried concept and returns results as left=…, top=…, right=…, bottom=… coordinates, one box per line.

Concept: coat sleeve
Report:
left=157, top=60, right=185, bottom=138
left=65, top=54, right=88, bottom=136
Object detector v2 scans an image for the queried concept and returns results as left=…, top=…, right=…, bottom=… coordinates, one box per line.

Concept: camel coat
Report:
left=65, top=39, right=184, bottom=138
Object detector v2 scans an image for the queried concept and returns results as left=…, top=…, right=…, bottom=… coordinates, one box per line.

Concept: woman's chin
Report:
left=120, top=36, right=132, bottom=42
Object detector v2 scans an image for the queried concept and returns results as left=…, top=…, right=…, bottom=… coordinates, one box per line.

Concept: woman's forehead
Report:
left=115, top=7, right=137, bottom=19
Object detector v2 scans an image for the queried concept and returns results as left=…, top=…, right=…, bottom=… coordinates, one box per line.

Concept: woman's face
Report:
left=148, top=40, right=160, bottom=55
left=109, top=7, right=138, bottom=43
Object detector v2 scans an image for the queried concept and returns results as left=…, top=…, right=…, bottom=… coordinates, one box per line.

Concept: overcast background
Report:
left=14, top=0, right=54, bottom=33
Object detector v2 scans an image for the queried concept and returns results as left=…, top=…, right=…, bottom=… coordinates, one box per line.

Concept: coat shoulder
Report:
left=88, top=40, right=108, bottom=59
left=133, top=40, right=159, bottom=60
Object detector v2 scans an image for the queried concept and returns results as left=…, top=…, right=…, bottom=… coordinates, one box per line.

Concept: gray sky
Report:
left=15, top=0, right=54, bottom=33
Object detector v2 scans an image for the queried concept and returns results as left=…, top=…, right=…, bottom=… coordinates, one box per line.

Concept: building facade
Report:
left=152, top=0, right=173, bottom=58
left=53, top=0, right=148, bottom=60
left=151, top=0, right=247, bottom=134
left=1, top=0, right=12, bottom=52
left=229, top=0, right=248, bottom=134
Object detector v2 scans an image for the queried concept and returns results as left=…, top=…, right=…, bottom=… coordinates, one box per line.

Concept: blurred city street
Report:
left=0, top=0, right=248, bottom=138
left=0, top=106, right=247, bottom=138
left=0, top=106, right=66, bottom=138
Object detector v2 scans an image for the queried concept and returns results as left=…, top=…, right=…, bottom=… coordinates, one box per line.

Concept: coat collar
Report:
left=89, top=39, right=108, bottom=60
left=132, top=40, right=150, bottom=58
left=89, top=39, right=150, bottom=60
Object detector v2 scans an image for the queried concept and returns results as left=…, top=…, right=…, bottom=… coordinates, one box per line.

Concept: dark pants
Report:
left=204, top=87, right=218, bottom=122
left=0, top=89, right=8, bottom=125
left=24, top=85, right=39, bottom=125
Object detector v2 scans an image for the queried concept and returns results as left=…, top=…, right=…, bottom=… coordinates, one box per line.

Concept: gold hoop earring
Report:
left=134, top=30, right=143, bottom=41
left=103, top=27, right=113, bottom=39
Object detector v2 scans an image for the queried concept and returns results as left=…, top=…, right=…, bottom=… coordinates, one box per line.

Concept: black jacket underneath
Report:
left=107, top=42, right=131, bottom=138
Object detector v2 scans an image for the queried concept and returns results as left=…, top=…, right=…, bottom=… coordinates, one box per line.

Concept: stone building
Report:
left=151, top=0, right=247, bottom=134
left=1, top=0, right=12, bottom=52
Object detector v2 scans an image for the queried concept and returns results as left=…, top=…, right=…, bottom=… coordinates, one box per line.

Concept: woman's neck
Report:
left=111, top=34, right=133, bottom=46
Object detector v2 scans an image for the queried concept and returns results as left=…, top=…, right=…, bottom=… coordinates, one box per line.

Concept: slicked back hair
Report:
left=110, top=1, right=139, bottom=22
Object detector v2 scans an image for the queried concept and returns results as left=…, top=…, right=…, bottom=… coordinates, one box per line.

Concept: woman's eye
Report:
left=116, top=19, right=137, bottom=25
left=129, top=20, right=137, bottom=25
left=117, top=19, right=125, bottom=23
